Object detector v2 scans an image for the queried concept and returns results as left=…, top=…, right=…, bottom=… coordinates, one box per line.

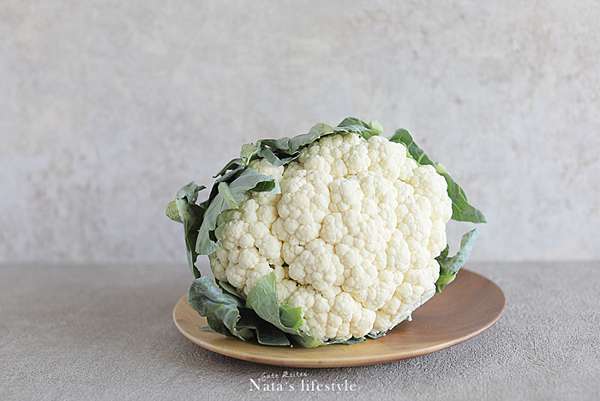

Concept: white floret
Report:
left=207, top=134, right=452, bottom=341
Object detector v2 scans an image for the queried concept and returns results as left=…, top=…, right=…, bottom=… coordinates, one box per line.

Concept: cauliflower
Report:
left=210, top=135, right=450, bottom=341
left=168, top=117, right=485, bottom=347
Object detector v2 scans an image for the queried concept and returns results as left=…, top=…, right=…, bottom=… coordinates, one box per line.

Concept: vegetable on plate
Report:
left=166, top=117, right=486, bottom=347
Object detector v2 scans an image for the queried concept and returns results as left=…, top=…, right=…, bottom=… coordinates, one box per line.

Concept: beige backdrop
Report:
left=2, top=0, right=599, bottom=263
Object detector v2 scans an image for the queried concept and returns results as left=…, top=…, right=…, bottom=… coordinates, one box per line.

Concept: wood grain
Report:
left=172, top=269, right=505, bottom=368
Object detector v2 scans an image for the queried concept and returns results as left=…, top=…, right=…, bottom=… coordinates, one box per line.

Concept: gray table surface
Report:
left=1, top=262, right=599, bottom=401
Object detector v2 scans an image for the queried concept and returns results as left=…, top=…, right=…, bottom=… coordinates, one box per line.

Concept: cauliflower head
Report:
left=168, top=118, right=485, bottom=347
left=210, top=134, right=451, bottom=341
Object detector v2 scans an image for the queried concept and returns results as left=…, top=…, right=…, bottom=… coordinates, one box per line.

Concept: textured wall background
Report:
left=1, top=0, right=599, bottom=264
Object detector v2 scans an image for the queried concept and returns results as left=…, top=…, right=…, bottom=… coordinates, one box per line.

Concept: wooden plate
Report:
left=173, top=269, right=505, bottom=368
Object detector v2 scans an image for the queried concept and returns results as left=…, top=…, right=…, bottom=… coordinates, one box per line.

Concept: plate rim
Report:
left=172, top=269, right=505, bottom=368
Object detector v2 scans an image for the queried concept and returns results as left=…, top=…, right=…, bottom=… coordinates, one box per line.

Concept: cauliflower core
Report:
left=208, top=134, right=452, bottom=341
